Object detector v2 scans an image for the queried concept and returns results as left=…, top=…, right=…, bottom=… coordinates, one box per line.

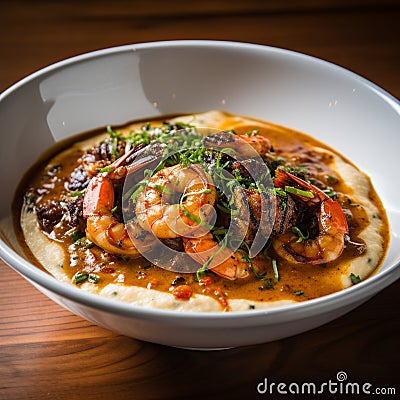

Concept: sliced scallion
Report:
left=74, top=272, right=88, bottom=285
left=292, top=226, right=309, bottom=243
left=285, top=186, right=314, bottom=198
left=272, top=259, right=279, bottom=283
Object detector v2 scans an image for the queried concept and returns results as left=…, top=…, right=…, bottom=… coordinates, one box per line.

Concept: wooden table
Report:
left=1, top=1, right=399, bottom=399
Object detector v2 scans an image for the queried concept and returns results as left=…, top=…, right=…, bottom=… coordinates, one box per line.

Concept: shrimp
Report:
left=203, top=131, right=271, bottom=158
left=82, top=145, right=159, bottom=256
left=182, top=233, right=253, bottom=280
left=272, top=168, right=349, bottom=265
left=135, top=164, right=217, bottom=239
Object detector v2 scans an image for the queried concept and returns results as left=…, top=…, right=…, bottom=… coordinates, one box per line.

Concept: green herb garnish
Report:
left=350, top=273, right=362, bottom=285
left=285, top=186, right=314, bottom=198
left=292, top=226, right=309, bottom=243
left=258, top=278, right=274, bottom=290
left=74, top=272, right=100, bottom=285
left=70, top=230, right=85, bottom=243
left=96, top=166, right=113, bottom=173
left=272, top=259, right=279, bottom=283
left=88, top=274, right=100, bottom=284
left=322, top=188, right=338, bottom=200
left=179, top=188, right=214, bottom=227
left=74, top=272, right=88, bottom=285
left=68, top=190, right=85, bottom=198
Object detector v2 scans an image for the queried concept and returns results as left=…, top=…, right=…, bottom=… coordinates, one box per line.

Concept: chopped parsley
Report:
left=350, top=273, right=362, bottom=285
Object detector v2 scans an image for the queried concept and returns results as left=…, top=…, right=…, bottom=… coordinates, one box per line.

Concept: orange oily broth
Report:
left=16, top=113, right=389, bottom=307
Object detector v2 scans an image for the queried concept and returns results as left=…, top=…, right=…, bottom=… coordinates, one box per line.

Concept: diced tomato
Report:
left=203, top=287, right=230, bottom=311
left=172, top=285, right=193, bottom=301
left=147, top=279, right=158, bottom=289
left=199, top=276, right=213, bottom=286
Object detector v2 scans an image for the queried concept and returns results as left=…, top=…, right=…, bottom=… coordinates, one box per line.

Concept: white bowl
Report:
left=1, top=40, right=399, bottom=349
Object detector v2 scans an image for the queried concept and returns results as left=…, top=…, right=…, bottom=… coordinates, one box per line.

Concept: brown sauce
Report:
left=15, top=111, right=390, bottom=310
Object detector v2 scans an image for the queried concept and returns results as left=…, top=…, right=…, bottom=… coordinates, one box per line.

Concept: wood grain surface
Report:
left=1, top=1, right=399, bottom=399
